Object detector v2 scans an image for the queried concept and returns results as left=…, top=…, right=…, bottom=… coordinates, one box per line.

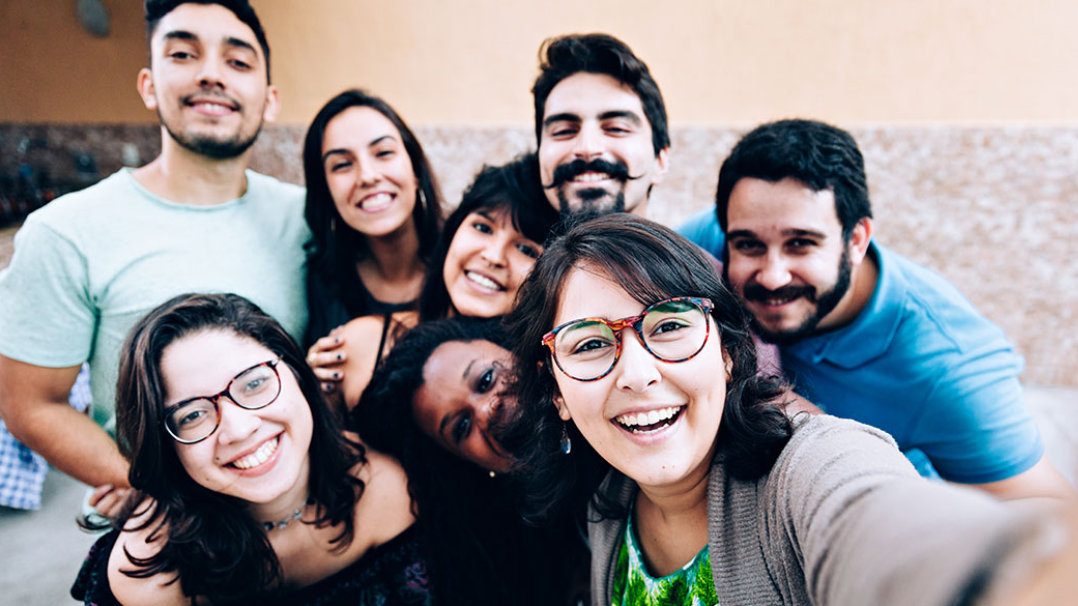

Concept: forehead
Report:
left=542, top=72, right=650, bottom=125
left=160, top=329, right=272, bottom=402
left=150, top=3, right=262, bottom=58
left=726, top=177, right=842, bottom=236
left=323, top=106, right=402, bottom=149
left=555, top=265, right=645, bottom=325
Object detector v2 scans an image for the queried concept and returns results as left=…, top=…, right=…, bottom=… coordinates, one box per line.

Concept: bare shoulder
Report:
left=108, top=500, right=190, bottom=605
left=350, top=446, right=415, bottom=546
left=338, top=311, right=419, bottom=409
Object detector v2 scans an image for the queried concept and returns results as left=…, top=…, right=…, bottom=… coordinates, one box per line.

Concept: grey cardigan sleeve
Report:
left=766, top=415, right=1055, bottom=606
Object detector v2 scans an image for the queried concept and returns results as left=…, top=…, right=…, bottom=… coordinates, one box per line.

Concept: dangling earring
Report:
left=488, top=470, right=496, bottom=479
left=560, top=423, right=572, bottom=455
left=416, top=187, right=425, bottom=208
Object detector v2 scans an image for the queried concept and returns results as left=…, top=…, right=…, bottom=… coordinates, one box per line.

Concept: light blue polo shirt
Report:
left=781, top=242, right=1043, bottom=483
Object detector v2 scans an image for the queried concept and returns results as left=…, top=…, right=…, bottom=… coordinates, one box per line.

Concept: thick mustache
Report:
left=743, top=283, right=816, bottom=303
left=543, top=158, right=642, bottom=190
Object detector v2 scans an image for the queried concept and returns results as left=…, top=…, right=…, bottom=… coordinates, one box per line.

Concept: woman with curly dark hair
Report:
left=355, top=316, right=588, bottom=606
left=500, top=213, right=1062, bottom=606
left=71, top=293, right=429, bottom=605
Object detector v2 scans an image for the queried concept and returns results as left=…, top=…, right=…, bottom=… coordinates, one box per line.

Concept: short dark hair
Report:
left=304, top=89, right=444, bottom=339
left=101, top=293, right=364, bottom=602
left=418, top=152, right=558, bottom=321
left=145, top=0, right=272, bottom=82
left=500, top=214, right=792, bottom=522
left=715, top=118, right=872, bottom=238
left=532, top=33, right=670, bottom=156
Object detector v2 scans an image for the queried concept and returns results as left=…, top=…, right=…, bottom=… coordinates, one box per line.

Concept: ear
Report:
left=722, top=348, right=733, bottom=382
left=552, top=394, right=572, bottom=421
left=651, top=146, right=670, bottom=186
left=137, top=68, right=157, bottom=110
left=262, top=84, right=281, bottom=123
left=847, top=218, right=873, bottom=265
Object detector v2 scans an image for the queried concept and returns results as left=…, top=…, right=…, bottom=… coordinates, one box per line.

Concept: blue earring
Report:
left=560, top=424, right=572, bottom=455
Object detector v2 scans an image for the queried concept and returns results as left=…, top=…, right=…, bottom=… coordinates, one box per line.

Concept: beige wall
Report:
left=4, top=0, right=1078, bottom=126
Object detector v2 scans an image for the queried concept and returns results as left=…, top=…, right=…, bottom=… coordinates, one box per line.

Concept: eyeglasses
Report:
left=542, top=297, right=714, bottom=382
left=163, top=358, right=283, bottom=444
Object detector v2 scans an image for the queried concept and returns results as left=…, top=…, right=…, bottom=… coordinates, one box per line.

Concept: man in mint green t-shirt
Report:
left=0, top=0, right=308, bottom=516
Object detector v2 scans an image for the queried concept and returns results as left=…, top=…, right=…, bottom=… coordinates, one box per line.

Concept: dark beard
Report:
left=160, top=111, right=261, bottom=160
left=547, top=158, right=632, bottom=216
left=746, top=247, right=852, bottom=346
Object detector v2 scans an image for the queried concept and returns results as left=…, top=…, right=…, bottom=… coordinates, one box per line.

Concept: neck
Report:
left=632, top=464, right=711, bottom=577
left=249, top=461, right=311, bottom=527
left=361, top=221, right=423, bottom=280
left=132, top=132, right=252, bottom=206
left=634, top=464, right=710, bottom=524
left=818, top=245, right=879, bottom=332
left=627, top=199, right=649, bottom=218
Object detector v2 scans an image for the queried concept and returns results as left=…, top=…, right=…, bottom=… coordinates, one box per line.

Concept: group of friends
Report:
left=0, top=0, right=1075, bottom=604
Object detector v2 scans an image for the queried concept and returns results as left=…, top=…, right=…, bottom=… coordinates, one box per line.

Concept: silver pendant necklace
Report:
left=262, top=499, right=310, bottom=532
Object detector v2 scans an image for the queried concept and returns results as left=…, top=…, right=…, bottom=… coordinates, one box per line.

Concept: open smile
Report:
left=184, top=95, right=240, bottom=116
left=612, top=405, right=685, bottom=435
left=357, top=191, right=395, bottom=212
left=571, top=171, right=612, bottom=184
left=225, top=434, right=282, bottom=475
left=464, top=270, right=506, bottom=292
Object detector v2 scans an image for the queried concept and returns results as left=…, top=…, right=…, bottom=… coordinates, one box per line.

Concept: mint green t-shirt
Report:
left=0, top=168, right=309, bottom=432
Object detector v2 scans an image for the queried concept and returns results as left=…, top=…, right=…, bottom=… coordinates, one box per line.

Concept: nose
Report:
left=214, top=399, right=260, bottom=444
left=480, top=234, right=509, bottom=268
left=356, top=158, right=381, bottom=186
left=754, top=254, right=793, bottom=291
left=196, top=57, right=224, bottom=89
left=612, top=329, right=661, bottom=393
left=571, top=123, right=604, bottom=161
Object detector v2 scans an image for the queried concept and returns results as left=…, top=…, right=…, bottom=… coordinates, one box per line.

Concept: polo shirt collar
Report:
left=784, top=241, right=904, bottom=368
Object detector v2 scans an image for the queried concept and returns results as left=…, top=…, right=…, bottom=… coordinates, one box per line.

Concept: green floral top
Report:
left=611, top=511, right=718, bottom=606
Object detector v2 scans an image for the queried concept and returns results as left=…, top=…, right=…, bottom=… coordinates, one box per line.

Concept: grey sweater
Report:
left=589, top=414, right=1052, bottom=606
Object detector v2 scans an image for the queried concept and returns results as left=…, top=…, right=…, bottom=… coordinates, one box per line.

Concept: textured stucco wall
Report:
left=1, top=123, right=1075, bottom=386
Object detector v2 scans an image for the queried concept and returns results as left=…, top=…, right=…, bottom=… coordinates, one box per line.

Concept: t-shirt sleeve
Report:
left=908, top=347, right=1043, bottom=484
left=0, top=218, right=94, bottom=367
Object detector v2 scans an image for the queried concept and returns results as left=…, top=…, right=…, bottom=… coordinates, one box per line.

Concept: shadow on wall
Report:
left=0, top=122, right=1075, bottom=387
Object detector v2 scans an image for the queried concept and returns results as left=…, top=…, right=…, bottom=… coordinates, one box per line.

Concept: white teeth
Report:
left=572, top=172, right=609, bottom=183
left=360, top=192, right=393, bottom=210
left=465, top=271, right=503, bottom=291
left=230, top=436, right=279, bottom=470
left=615, top=406, right=681, bottom=432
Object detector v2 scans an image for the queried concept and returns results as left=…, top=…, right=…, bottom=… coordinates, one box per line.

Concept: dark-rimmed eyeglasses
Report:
left=542, top=297, right=714, bottom=382
left=164, top=358, right=283, bottom=444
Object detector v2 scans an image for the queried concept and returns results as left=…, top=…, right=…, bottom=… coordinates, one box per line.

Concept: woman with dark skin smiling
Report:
left=355, top=316, right=588, bottom=606
left=500, top=214, right=1069, bottom=606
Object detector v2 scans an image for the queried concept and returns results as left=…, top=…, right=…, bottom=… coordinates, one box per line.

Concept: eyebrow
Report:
left=162, top=31, right=257, bottom=56
left=320, top=135, right=398, bottom=163
left=599, top=110, right=643, bottom=125
left=727, top=228, right=828, bottom=240
left=543, top=112, right=580, bottom=129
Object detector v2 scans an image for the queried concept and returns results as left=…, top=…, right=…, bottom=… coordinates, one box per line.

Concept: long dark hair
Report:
left=500, top=214, right=792, bottom=522
left=99, top=293, right=365, bottom=603
left=418, top=152, right=557, bottom=321
left=303, top=90, right=443, bottom=337
left=355, top=317, right=586, bottom=605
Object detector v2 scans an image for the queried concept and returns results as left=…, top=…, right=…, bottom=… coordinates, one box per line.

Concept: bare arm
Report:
left=0, top=354, right=128, bottom=488
left=966, top=455, right=1076, bottom=501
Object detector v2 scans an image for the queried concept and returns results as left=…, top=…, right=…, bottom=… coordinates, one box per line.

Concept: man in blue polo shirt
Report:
left=711, top=118, right=1072, bottom=499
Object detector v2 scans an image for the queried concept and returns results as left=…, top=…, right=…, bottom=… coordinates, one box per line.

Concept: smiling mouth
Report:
left=358, top=192, right=394, bottom=212
left=465, top=271, right=505, bottom=292
left=613, top=405, right=684, bottom=434
left=571, top=171, right=610, bottom=184
left=228, top=435, right=280, bottom=470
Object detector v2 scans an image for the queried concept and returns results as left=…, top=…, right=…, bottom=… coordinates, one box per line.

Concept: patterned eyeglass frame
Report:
left=541, top=296, right=714, bottom=382
left=163, top=358, right=283, bottom=444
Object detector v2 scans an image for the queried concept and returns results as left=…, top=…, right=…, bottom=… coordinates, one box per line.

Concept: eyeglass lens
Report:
left=166, top=362, right=281, bottom=443
left=553, top=299, right=709, bottom=380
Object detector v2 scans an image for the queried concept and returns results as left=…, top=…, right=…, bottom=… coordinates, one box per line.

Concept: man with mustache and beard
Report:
left=532, top=34, right=670, bottom=218
left=0, top=0, right=307, bottom=517
left=719, top=119, right=1072, bottom=499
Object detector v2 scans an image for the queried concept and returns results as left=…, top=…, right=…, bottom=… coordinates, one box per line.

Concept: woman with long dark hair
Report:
left=331, top=153, right=557, bottom=407
left=355, top=316, right=587, bottom=606
left=303, top=89, right=442, bottom=351
left=71, top=294, right=429, bottom=605
left=501, top=213, right=1063, bottom=606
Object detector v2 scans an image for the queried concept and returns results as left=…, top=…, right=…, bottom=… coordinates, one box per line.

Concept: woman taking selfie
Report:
left=71, top=294, right=429, bottom=605
left=501, top=214, right=1063, bottom=606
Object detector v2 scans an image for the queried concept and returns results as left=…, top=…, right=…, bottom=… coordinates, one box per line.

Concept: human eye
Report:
left=786, top=238, right=817, bottom=253
left=451, top=413, right=473, bottom=444
left=604, top=122, right=633, bottom=135
left=173, top=402, right=211, bottom=429
left=326, top=158, right=353, bottom=173
left=227, top=58, right=252, bottom=70
left=476, top=367, right=496, bottom=394
left=515, top=241, right=541, bottom=259
left=569, top=336, right=614, bottom=357
left=470, top=219, right=494, bottom=234
left=730, top=239, right=765, bottom=256
left=547, top=122, right=578, bottom=138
